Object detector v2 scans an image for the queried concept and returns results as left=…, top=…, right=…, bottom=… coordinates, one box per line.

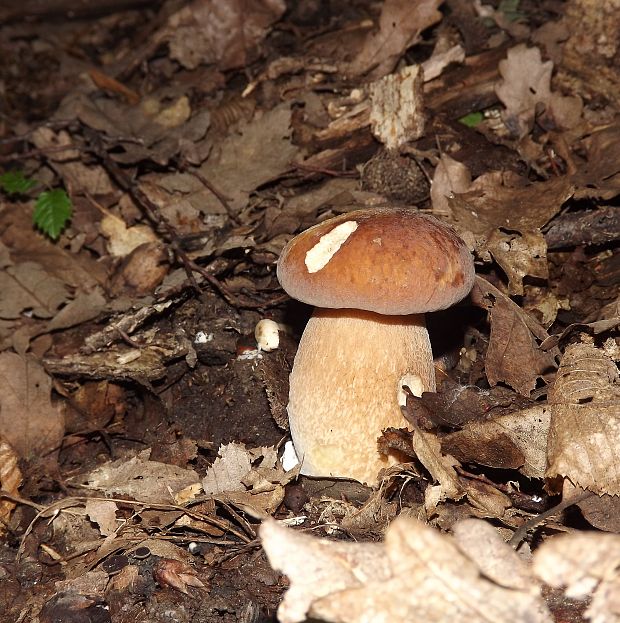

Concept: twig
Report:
left=508, top=490, right=594, bottom=548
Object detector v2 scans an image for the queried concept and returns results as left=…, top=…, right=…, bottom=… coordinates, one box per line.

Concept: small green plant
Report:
left=0, top=170, right=72, bottom=240
left=458, top=111, right=484, bottom=128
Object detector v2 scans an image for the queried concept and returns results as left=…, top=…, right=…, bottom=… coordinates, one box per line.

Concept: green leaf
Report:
left=458, top=112, right=484, bottom=128
left=0, top=171, right=36, bottom=195
left=33, top=189, right=73, bottom=239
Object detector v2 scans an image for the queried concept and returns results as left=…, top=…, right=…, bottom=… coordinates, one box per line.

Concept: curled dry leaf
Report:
left=153, top=558, right=207, bottom=594
left=261, top=516, right=552, bottom=623
left=546, top=342, right=620, bottom=495
left=471, top=277, right=558, bottom=396
left=442, top=405, right=551, bottom=479
left=430, top=154, right=471, bottom=217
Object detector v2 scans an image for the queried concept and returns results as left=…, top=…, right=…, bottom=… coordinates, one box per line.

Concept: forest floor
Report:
left=0, top=1, right=619, bottom=622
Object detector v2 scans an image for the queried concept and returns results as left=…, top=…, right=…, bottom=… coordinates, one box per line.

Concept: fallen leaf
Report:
left=84, top=449, right=200, bottom=504
left=471, top=277, right=558, bottom=396
left=202, top=442, right=253, bottom=495
left=165, top=0, right=286, bottom=71
left=546, top=342, right=620, bottom=495
left=99, top=213, right=158, bottom=258
left=442, top=405, right=551, bottom=479
left=495, top=45, right=582, bottom=138
left=0, top=352, right=64, bottom=461
left=430, top=154, right=472, bottom=217
left=0, top=260, right=70, bottom=319
left=0, top=436, right=22, bottom=535
left=534, top=532, right=620, bottom=623
left=197, top=103, right=299, bottom=214
left=260, top=519, right=390, bottom=623
left=348, top=0, right=443, bottom=79
left=203, top=443, right=295, bottom=516
left=487, top=229, right=548, bottom=295
left=85, top=499, right=118, bottom=537
left=261, top=515, right=552, bottom=623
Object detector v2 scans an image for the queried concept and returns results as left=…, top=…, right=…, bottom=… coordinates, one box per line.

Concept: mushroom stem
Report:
left=288, top=308, right=435, bottom=485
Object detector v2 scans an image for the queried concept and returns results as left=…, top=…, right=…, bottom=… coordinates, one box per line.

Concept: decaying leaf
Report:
left=84, top=449, right=200, bottom=504
left=408, top=424, right=464, bottom=514
left=0, top=352, right=64, bottom=461
left=99, top=212, right=158, bottom=258
left=261, top=516, right=552, bottom=623
left=203, top=442, right=254, bottom=495
left=546, top=342, right=620, bottom=495
left=471, top=277, right=558, bottom=395
left=487, top=229, right=548, bottom=296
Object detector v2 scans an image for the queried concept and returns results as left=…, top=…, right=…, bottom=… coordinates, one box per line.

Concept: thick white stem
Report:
left=287, top=309, right=435, bottom=485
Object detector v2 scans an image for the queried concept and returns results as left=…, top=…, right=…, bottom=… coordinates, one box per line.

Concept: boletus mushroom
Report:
left=277, top=207, right=475, bottom=485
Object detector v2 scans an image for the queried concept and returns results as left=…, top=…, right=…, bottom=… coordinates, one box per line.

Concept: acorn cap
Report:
left=277, top=208, right=475, bottom=315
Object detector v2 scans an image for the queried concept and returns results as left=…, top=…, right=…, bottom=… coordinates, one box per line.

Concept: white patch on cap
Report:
left=305, top=221, right=358, bottom=273
left=398, top=374, right=424, bottom=405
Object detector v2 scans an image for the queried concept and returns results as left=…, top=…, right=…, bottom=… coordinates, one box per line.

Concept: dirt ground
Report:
left=0, top=0, right=619, bottom=622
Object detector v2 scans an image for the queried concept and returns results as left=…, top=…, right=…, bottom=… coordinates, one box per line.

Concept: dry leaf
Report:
left=0, top=352, right=64, bottom=461
left=0, top=204, right=106, bottom=290
left=44, top=288, right=107, bottom=333
left=202, top=442, right=253, bottom=495
left=348, top=0, right=443, bottom=79
left=442, top=405, right=551, bottom=479
left=471, top=277, right=558, bottom=396
left=430, top=154, right=472, bottom=217
left=534, top=532, right=620, bottom=623
left=409, top=424, right=464, bottom=514
left=203, top=443, right=294, bottom=516
left=31, top=128, right=114, bottom=196
left=165, top=0, right=286, bottom=71
left=261, top=516, right=552, bottom=623
left=84, top=449, right=200, bottom=504
left=197, top=104, right=299, bottom=214
left=487, top=229, right=548, bottom=296
left=85, top=499, right=118, bottom=537
left=0, top=260, right=70, bottom=319
left=99, top=213, right=158, bottom=258
left=546, top=342, right=620, bottom=495
left=0, top=436, right=22, bottom=534
left=495, top=45, right=582, bottom=138
left=260, top=519, right=389, bottom=623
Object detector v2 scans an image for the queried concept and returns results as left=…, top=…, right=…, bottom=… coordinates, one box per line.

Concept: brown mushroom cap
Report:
left=277, top=208, right=475, bottom=315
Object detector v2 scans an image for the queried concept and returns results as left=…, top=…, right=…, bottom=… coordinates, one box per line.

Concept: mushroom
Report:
left=277, top=207, right=475, bottom=485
